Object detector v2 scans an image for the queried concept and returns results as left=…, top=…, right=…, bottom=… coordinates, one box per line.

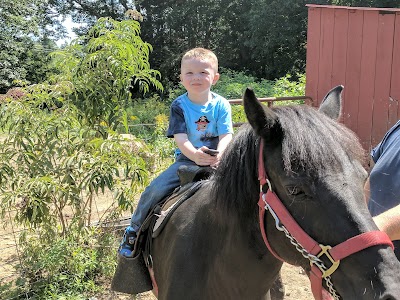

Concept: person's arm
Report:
left=373, top=204, right=400, bottom=241
left=210, top=133, right=233, bottom=168
left=174, top=133, right=217, bottom=166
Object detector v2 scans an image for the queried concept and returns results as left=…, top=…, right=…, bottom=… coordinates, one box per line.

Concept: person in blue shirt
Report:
left=364, top=120, right=400, bottom=259
left=119, top=48, right=233, bottom=257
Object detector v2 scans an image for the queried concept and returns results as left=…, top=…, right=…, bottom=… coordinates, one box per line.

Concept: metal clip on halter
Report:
left=311, top=245, right=340, bottom=278
left=262, top=193, right=285, bottom=232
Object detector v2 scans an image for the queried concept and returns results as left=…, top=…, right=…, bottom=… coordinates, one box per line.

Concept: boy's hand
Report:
left=194, top=146, right=218, bottom=166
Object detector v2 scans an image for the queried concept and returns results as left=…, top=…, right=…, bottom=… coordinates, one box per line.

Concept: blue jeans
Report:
left=130, top=154, right=197, bottom=232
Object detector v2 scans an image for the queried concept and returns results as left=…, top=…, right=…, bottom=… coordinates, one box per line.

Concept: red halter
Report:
left=257, top=140, right=394, bottom=300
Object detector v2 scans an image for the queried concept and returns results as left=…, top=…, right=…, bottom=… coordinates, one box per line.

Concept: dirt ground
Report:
left=274, top=263, right=313, bottom=299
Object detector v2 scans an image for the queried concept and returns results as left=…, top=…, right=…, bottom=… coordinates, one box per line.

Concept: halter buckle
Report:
left=311, top=244, right=340, bottom=278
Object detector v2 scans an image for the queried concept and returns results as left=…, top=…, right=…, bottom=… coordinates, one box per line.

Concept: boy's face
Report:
left=180, top=58, right=220, bottom=96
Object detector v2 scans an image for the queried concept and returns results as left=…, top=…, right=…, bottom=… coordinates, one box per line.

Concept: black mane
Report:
left=211, top=104, right=366, bottom=216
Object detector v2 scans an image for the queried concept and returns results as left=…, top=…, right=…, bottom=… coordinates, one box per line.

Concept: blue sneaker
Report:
left=118, top=226, right=137, bottom=257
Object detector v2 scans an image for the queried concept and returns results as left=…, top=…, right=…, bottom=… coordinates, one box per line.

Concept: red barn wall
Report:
left=305, top=5, right=400, bottom=151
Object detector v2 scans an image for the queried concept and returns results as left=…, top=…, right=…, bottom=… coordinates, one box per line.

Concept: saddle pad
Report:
left=152, top=180, right=204, bottom=237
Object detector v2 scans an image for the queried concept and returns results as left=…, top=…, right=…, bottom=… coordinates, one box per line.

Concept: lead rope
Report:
left=263, top=199, right=340, bottom=300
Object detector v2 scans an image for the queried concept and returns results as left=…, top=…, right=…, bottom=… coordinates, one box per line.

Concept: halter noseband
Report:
left=257, top=140, right=394, bottom=300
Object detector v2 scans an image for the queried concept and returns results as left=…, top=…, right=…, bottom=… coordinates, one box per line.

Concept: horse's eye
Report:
left=287, top=186, right=304, bottom=196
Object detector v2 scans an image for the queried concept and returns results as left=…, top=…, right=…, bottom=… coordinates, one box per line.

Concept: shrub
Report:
left=14, top=226, right=116, bottom=299
left=213, top=68, right=275, bottom=99
left=125, top=94, right=170, bottom=138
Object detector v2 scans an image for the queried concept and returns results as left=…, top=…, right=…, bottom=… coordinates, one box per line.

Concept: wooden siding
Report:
left=305, top=5, right=400, bottom=151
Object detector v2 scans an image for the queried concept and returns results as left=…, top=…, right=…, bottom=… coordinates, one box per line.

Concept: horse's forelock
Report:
left=275, top=105, right=366, bottom=175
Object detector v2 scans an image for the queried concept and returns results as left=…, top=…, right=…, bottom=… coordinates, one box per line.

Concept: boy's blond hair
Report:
left=181, top=48, right=218, bottom=72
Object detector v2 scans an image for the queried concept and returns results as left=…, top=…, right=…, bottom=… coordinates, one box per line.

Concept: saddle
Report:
left=111, top=165, right=213, bottom=295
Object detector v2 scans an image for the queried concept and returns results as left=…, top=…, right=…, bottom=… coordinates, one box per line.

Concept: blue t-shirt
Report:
left=167, top=92, right=233, bottom=156
left=368, top=120, right=400, bottom=217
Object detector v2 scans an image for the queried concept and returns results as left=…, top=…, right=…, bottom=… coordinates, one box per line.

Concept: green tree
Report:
left=0, top=0, right=61, bottom=93
left=50, top=16, right=163, bottom=133
left=243, top=0, right=332, bottom=79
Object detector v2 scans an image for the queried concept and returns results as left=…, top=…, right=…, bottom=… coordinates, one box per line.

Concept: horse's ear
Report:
left=318, top=85, right=344, bottom=120
left=243, top=88, right=278, bottom=137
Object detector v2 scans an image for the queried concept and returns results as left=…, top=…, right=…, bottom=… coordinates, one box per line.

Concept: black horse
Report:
left=147, top=86, right=400, bottom=299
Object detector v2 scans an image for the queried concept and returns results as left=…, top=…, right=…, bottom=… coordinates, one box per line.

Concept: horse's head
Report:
left=243, top=86, right=400, bottom=299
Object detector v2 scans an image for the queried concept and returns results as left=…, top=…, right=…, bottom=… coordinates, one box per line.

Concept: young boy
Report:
left=119, top=48, right=233, bottom=257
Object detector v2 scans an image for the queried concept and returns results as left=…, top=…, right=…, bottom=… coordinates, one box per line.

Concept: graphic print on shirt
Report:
left=195, top=116, right=210, bottom=131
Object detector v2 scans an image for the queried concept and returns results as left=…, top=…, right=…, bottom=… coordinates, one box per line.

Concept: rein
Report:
left=257, top=140, right=394, bottom=300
